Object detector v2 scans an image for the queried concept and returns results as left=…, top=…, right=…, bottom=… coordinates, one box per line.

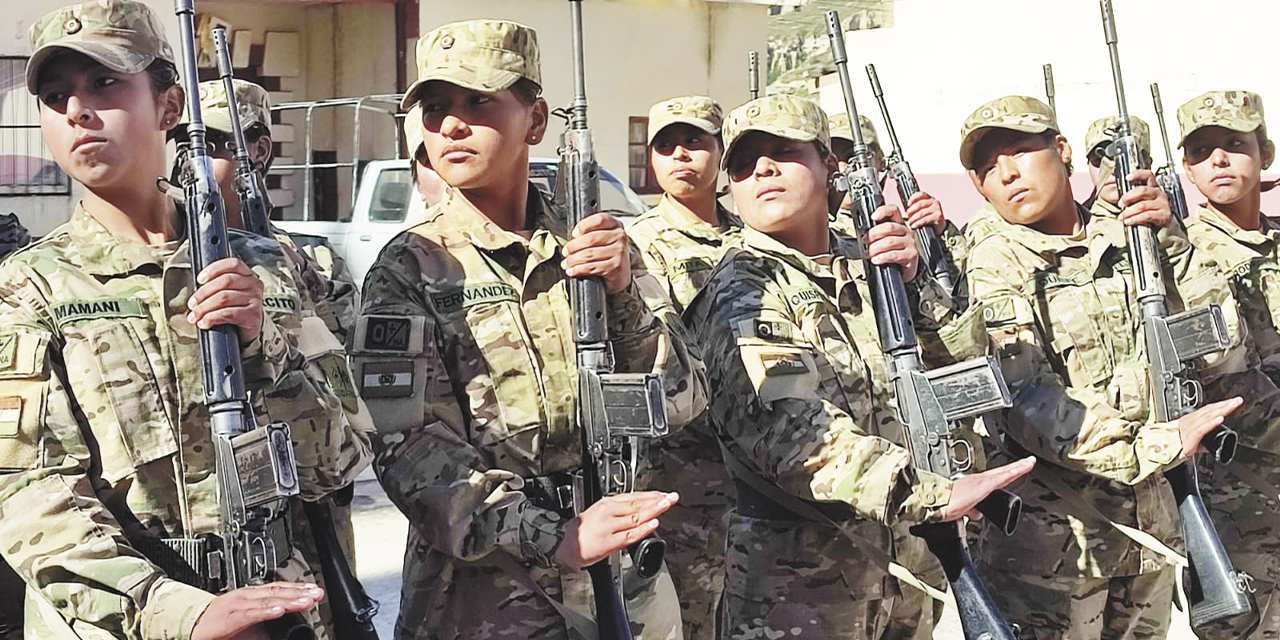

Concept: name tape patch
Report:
left=263, top=294, right=301, bottom=314
left=431, top=283, right=519, bottom=314
left=53, top=298, right=146, bottom=326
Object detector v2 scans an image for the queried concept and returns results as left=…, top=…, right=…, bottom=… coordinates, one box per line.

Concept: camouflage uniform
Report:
left=351, top=20, right=705, bottom=640
left=0, top=212, right=29, bottom=640
left=685, top=95, right=986, bottom=640
left=1083, top=116, right=1152, bottom=218
left=627, top=95, right=737, bottom=640
left=0, top=5, right=371, bottom=639
left=961, top=96, right=1248, bottom=640
left=1178, top=91, right=1280, bottom=639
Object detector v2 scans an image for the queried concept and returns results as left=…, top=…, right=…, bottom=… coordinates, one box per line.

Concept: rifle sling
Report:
left=720, top=447, right=953, bottom=605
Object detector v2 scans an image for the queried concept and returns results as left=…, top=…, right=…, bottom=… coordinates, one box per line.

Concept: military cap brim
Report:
left=400, top=70, right=525, bottom=111
left=722, top=124, right=821, bottom=170
left=959, top=121, right=1054, bottom=171
left=26, top=41, right=154, bottom=94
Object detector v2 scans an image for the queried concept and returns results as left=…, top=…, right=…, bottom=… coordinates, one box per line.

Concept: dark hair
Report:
left=510, top=78, right=542, bottom=105
left=146, top=59, right=180, bottom=96
left=1038, top=130, right=1074, bottom=175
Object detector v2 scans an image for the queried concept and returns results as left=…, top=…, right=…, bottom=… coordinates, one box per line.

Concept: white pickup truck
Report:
left=273, top=157, right=648, bottom=289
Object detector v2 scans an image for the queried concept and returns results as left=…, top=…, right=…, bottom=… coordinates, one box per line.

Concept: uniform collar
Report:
left=435, top=184, right=568, bottom=254
left=969, top=202, right=1117, bottom=267
left=741, top=224, right=864, bottom=283
left=1191, top=203, right=1280, bottom=249
left=66, top=203, right=185, bottom=276
left=653, top=193, right=741, bottom=242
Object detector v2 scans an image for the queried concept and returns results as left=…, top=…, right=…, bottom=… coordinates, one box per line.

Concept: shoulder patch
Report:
left=735, top=318, right=795, bottom=342
left=982, top=297, right=1018, bottom=326
left=0, top=335, right=16, bottom=371
left=739, top=343, right=820, bottom=404
left=0, top=397, right=21, bottom=437
left=430, top=282, right=520, bottom=313
left=52, top=298, right=145, bottom=326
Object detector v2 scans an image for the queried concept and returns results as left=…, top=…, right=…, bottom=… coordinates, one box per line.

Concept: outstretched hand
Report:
left=940, top=457, right=1036, bottom=522
left=554, top=491, right=679, bottom=569
left=191, top=582, right=323, bottom=640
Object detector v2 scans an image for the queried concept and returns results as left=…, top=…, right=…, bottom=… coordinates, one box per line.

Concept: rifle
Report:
left=865, top=63, right=954, bottom=293
left=828, top=11, right=1020, bottom=640
left=1099, top=0, right=1253, bottom=629
left=562, top=1, right=670, bottom=638
left=175, top=2, right=311, bottom=638
left=749, top=50, right=760, bottom=100
left=1044, top=63, right=1056, bottom=116
left=1151, top=83, right=1191, bottom=221
left=212, top=26, right=381, bottom=640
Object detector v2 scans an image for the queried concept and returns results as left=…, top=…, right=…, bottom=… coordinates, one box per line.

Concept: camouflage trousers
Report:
left=660, top=501, right=728, bottom=640
left=1193, top=452, right=1280, bottom=639
left=982, top=568, right=1175, bottom=640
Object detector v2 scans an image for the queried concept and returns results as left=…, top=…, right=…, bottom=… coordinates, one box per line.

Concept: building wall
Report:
left=1, top=0, right=399, bottom=230
left=816, top=0, right=1280, bottom=223
left=418, top=0, right=769, bottom=185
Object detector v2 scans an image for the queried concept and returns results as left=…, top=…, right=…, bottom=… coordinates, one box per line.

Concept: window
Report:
left=627, top=116, right=660, bottom=195
left=0, top=57, right=70, bottom=195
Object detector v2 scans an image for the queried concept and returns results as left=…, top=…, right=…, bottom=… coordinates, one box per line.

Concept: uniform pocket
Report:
left=1043, top=286, right=1113, bottom=387
left=0, top=331, right=49, bottom=471
left=89, top=322, right=177, bottom=476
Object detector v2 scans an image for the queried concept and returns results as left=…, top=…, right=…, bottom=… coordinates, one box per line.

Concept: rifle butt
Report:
left=263, top=612, right=315, bottom=640
left=1165, top=464, right=1256, bottom=629
left=975, top=488, right=1022, bottom=536
left=586, top=560, right=635, bottom=640
left=300, top=499, right=381, bottom=640
left=911, top=522, right=1017, bottom=640
left=627, top=534, right=666, bottom=580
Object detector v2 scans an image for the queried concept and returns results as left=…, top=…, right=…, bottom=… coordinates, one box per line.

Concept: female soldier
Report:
left=350, top=19, right=704, bottom=640
left=1178, top=90, right=1280, bottom=638
left=683, top=93, right=1035, bottom=640
left=627, top=95, right=737, bottom=640
left=0, top=2, right=359, bottom=639
left=962, top=95, right=1244, bottom=640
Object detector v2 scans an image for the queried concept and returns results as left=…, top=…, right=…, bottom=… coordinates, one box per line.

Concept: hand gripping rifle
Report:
left=175, top=2, right=311, bottom=638
left=211, top=27, right=272, bottom=239
left=828, top=12, right=1020, bottom=640
left=562, top=1, right=670, bottom=638
left=1100, top=0, right=1253, bottom=629
left=748, top=50, right=760, bottom=100
left=1044, top=64, right=1057, bottom=116
left=1151, top=83, right=1191, bottom=221
left=211, top=26, right=381, bottom=640
left=865, top=63, right=954, bottom=293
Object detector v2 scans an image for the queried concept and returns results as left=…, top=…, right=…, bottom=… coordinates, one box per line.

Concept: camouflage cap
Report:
left=827, top=112, right=879, bottom=149
left=1084, top=116, right=1150, bottom=158
left=403, top=105, right=425, bottom=158
left=26, top=0, right=174, bottom=95
left=401, top=19, right=540, bottom=110
left=959, top=96, right=1059, bottom=170
left=1177, top=90, right=1267, bottom=148
left=190, top=79, right=271, bottom=135
left=721, top=95, right=830, bottom=169
left=647, top=96, right=723, bottom=145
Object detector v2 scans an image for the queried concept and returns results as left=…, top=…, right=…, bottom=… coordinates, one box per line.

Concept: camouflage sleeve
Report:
left=350, top=235, right=568, bottom=567
left=316, top=243, right=360, bottom=344
left=689, top=260, right=950, bottom=525
left=606, top=247, right=708, bottom=429
left=968, top=240, right=1182, bottom=484
left=0, top=290, right=214, bottom=640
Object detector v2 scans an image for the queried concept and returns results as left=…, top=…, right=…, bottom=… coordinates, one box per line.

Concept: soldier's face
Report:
left=417, top=81, right=548, bottom=191
left=36, top=53, right=181, bottom=191
left=650, top=124, right=721, bottom=199
left=970, top=130, right=1074, bottom=229
left=727, top=132, right=835, bottom=237
left=1183, top=126, right=1274, bottom=206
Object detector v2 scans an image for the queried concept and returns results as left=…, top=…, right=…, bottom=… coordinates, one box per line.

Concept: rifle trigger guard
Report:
left=949, top=437, right=974, bottom=473
left=1181, top=379, right=1202, bottom=407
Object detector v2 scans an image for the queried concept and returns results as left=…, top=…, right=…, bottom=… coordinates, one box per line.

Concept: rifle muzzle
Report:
left=263, top=611, right=315, bottom=640
left=628, top=534, right=666, bottom=580
left=976, top=488, right=1022, bottom=536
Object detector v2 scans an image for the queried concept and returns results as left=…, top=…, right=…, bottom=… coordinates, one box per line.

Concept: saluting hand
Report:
left=554, top=491, right=679, bottom=569
left=866, top=203, right=920, bottom=283
left=941, top=456, right=1036, bottom=522
left=1178, top=397, right=1243, bottom=459
left=1117, top=169, right=1173, bottom=228
left=563, top=212, right=631, bottom=294
left=191, top=582, right=323, bottom=640
left=903, top=191, right=947, bottom=234
left=188, top=257, right=266, bottom=344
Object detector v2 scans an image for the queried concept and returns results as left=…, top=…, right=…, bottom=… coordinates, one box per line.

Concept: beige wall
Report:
left=2, top=0, right=398, bottom=229
left=418, top=0, right=768, bottom=184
